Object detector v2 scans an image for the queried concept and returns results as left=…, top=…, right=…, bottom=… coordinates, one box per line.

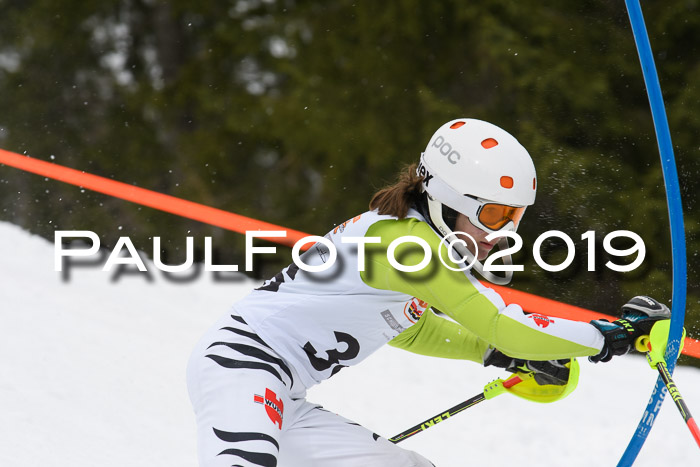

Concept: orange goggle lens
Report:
left=478, top=204, right=526, bottom=231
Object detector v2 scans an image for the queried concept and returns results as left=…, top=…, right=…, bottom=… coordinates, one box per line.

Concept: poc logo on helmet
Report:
left=432, top=135, right=461, bottom=165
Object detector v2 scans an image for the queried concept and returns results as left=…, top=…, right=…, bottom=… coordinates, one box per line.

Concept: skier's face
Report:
left=454, top=214, right=497, bottom=261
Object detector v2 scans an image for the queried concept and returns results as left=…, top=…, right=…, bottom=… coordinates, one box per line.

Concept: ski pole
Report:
left=388, top=374, right=523, bottom=443
left=636, top=335, right=700, bottom=448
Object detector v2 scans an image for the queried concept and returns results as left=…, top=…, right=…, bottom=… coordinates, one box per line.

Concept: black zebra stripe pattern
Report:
left=204, top=315, right=294, bottom=388
left=213, top=427, right=278, bottom=467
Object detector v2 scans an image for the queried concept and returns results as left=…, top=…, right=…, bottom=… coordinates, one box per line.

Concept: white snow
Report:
left=1, top=221, right=698, bottom=466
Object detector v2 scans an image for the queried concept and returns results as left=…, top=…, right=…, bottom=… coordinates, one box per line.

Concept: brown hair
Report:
left=369, top=163, right=424, bottom=218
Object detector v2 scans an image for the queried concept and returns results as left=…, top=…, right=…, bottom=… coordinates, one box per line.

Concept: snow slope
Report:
left=1, top=221, right=698, bottom=466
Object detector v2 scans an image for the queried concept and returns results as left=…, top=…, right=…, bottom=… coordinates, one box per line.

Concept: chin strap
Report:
left=422, top=193, right=515, bottom=285
left=454, top=236, right=513, bottom=285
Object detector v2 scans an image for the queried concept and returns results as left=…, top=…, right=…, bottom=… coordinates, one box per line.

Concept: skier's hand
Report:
left=589, top=295, right=671, bottom=363
left=483, top=348, right=571, bottom=386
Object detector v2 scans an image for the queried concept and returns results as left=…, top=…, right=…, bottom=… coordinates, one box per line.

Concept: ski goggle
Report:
left=476, top=202, right=526, bottom=231
left=457, top=195, right=527, bottom=233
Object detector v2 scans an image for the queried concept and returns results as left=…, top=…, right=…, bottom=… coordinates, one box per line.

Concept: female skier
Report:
left=186, top=118, right=670, bottom=467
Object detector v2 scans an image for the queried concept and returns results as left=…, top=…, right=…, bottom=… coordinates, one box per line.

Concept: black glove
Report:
left=589, top=295, right=671, bottom=363
left=483, top=347, right=571, bottom=386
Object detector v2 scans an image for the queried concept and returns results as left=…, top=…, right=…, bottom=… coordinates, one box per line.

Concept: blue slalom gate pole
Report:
left=617, top=1, right=688, bottom=465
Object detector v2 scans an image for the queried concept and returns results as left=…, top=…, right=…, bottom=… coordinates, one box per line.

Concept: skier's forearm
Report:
left=388, top=309, right=488, bottom=362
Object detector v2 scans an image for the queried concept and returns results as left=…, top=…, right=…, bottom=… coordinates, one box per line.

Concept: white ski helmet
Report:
left=416, top=118, right=537, bottom=283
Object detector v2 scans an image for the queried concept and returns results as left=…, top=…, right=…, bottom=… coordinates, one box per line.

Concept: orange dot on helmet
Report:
left=481, top=138, right=498, bottom=149
left=500, top=176, right=514, bottom=189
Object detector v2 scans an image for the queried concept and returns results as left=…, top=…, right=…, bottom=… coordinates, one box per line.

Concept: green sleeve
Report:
left=361, top=218, right=601, bottom=360
left=388, top=309, right=489, bottom=363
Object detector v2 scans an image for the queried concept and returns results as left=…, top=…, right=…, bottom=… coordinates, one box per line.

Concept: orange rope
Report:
left=2, top=147, right=698, bottom=359
left=0, top=149, right=309, bottom=248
